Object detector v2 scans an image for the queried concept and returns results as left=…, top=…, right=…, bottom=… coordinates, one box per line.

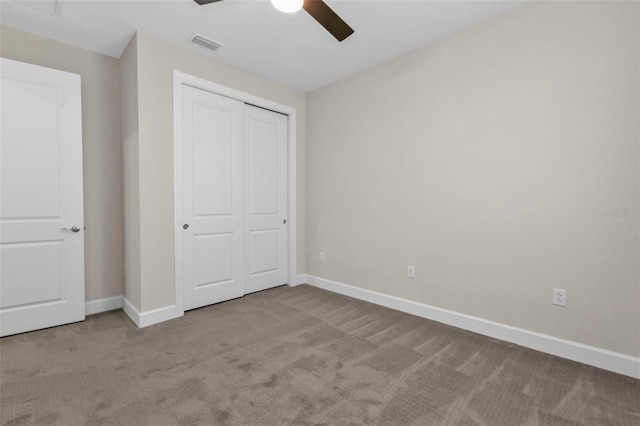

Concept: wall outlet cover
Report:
left=408, top=266, right=415, bottom=279
left=553, top=288, right=567, bottom=307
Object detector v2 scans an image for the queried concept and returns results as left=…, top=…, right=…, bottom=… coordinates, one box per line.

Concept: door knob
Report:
left=283, top=219, right=287, bottom=224
left=183, top=224, right=189, bottom=230
left=62, top=226, right=81, bottom=233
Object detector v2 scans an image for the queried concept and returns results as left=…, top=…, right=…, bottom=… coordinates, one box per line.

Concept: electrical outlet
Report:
left=407, top=266, right=415, bottom=279
left=552, top=288, right=567, bottom=307
left=320, top=252, right=325, bottom=262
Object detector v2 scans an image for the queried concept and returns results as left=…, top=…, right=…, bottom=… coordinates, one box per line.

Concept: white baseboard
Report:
left=122, top=298, right=140, bottom=327
left=302, top=274, right=640, bottom=379
left=85, top=296, right=123, bottom=316
left=290, top=274, right=306, bottom=286
left=122, top=298, right=179, bottom=328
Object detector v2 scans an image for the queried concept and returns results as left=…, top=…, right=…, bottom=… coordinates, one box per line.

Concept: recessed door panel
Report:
left=1, top=78, right=61, bottom=219
left=249, top=229, right=280, bottom=276
left=194, top=233, right=234, bottom=287
left=249, top=121, right=280, bottom=215
left=0, top=241, right=64, bottom=308
left=193, top=102, right=233, bottom=217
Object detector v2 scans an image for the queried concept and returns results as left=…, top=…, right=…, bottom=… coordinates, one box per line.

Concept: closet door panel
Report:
left=244, top=105, right=288, bottom=294
left=181, top=86, right=245, bottom=310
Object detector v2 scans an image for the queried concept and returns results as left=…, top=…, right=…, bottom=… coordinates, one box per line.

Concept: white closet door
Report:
left=181, top=85, right=245, bottom=310
left=0, top=58, right=85, bottom=336
left=244, top=105, right=288, bottom=294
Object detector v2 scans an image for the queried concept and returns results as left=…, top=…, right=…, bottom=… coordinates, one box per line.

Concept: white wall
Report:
left=0, top=24, right=125, bottom=303
left=305, top=1, right=640, bottom=357
left=120, top=35, right=141, bottom=309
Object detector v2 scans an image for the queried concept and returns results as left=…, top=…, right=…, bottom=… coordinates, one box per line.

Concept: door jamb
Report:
left=172, top=71, right=297, bottom=317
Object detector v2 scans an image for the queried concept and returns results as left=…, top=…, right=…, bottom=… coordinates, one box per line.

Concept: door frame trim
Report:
left=172, top=71, right=297, bottom=317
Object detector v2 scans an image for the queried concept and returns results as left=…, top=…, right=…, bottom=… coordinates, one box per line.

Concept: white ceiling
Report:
left=0, top=0, right=528, bottom=92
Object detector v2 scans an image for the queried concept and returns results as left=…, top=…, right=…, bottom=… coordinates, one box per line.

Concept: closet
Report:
left=179, top=84, right=288, bottom=311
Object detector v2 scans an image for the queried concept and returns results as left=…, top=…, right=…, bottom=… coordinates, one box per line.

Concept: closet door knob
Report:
left=62, top=226, right=81, bottom=233
left=282, top=219, right=287, bottom=224
left=183, top=224, right=189, bottom=230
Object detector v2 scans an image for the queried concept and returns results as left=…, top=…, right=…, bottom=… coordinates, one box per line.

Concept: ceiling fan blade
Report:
left=303, top=0, right=354, bottom=42
left=193, top=0, right=223, bottom=5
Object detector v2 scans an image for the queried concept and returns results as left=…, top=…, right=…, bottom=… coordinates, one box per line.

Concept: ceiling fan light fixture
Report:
left=271, top=0, right=303, bottom=14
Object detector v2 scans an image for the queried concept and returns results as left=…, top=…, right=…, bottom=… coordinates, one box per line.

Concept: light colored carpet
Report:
left=1, top=284, right=638, bottom=425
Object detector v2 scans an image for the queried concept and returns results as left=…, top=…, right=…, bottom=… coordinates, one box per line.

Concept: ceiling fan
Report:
left=193, top=0, right=354, bottom=42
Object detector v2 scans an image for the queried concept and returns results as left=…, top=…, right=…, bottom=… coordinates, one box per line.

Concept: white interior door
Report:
left=181, top=85, right=245, bottom=310
left=0, top=58, right=85, bottom=337
left=244, top=105, right=288, bottom=294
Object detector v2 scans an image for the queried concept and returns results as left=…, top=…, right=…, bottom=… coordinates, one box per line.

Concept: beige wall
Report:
left=0, top=25, right=124, bottom=303
left=306, top=1, right=640, bottom=357
left=134, top=33, right=306, bottom=311
left=120, top=36, right=141, bottom=309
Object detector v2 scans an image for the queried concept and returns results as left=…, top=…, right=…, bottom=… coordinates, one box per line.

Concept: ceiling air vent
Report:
left=17, top=0, right=62, bottom=15
left=190, top=34, right=222, bottom=52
